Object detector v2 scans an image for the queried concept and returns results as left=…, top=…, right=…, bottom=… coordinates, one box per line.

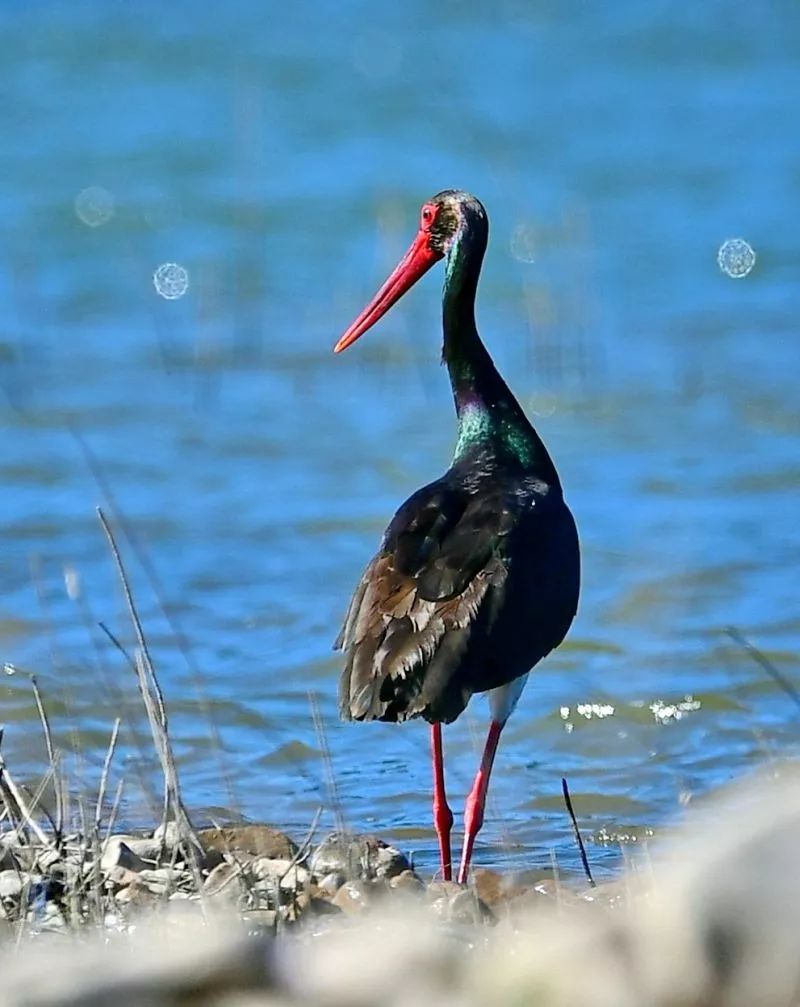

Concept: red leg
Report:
left=457, top=719, right=504, bottom=885
left=431, top=722, right=453, bottom=881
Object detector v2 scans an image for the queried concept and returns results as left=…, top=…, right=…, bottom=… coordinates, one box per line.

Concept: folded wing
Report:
left=337, top=477, right=519, bottom=723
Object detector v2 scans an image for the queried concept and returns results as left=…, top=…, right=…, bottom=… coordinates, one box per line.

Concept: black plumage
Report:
left=338, top=454, right=578, bottom=725
left=332, top=190, right=580, bottom=883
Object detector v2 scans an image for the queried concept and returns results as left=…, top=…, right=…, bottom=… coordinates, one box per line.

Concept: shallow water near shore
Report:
left=0, top=2, right=799, bottom=877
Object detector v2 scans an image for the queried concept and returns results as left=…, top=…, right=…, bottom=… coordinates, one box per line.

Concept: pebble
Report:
left=310, top=833, right=411, bottom=882
left=115, top=880, right=160, bottom=908
left=332, top=880, right=373, bottom=914
left=100, top=838, right=151, bottom=874
left=198, top=824, right=299, bottom=864
left=152, top=820, right=182, bottom=848
left=250, top=858, right=311, bottom=892
left=120, top=836, right=164, bottom=862
left=104, top=866, right=141, bottom=890
left=316, top=871, right=346, bottom=896
left=137, top=867, right=188, bottom=896
left=389, top=870, right=426, bottom=894
left=203, top=861, right=243, bottom=900
left=427, top=881, right=493, bottom=925
left=0, top=870, right=24, bottom=899
left=120, top=824, right=200, bottom=866
left=472, top=868, right=530, bottom=906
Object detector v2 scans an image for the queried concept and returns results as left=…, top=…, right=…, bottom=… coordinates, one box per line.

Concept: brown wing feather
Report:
left=336, top=475, right=525, bottom=723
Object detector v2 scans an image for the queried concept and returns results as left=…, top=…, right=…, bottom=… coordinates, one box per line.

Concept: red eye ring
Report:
left=421, top=205, right=435, bottom=228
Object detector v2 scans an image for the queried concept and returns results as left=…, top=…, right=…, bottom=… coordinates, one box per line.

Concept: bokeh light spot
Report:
left=74, top=186, right=115, bottom=227
left=717, top=238, right=756, bottom=279
left=153, top=262, right=190, bottom=299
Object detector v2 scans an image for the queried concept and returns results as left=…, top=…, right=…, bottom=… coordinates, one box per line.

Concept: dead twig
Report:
left=102, top=778, right=125, bottom=847
left=309, top=691, right=349, bottom=877
left=96, top=507, right=201, bottom=863
left=97, top=622, right=136, bottom=670
left=0, top=748, right=53, bottom=848
left=726, top=627, right=800, bottom=715
left=30, top=675, right=63, bottom=845
left=561, top=777, right=595, bottom=888
left=95, top=717, right=120, bottom=832
left=278, top=806, right=322, bottom=889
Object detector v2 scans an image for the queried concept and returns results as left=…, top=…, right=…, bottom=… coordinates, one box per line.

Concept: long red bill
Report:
left=334, top=230, right=443, bottom=353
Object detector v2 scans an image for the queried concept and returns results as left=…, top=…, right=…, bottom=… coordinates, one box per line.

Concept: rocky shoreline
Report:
left=1, top=818, right=597, bottom=937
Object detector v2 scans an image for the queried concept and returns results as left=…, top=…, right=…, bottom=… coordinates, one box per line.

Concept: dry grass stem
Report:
left=96, top=506, right=202, bottom=863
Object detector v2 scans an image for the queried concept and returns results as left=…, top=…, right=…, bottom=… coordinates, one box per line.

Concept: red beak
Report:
left=334, top=228, right=443, bottom=353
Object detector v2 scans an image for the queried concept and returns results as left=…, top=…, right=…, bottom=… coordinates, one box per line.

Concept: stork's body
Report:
left=334, top=191, right=580, bottom=883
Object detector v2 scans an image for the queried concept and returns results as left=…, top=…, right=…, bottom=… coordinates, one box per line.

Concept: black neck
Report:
left=441, top=222, right=560, bottom=484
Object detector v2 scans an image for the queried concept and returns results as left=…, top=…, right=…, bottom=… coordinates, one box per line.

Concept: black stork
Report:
left=334, top=190, right=580, bottom=884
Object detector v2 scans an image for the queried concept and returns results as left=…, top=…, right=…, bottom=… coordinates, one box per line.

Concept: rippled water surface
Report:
left=1, top=1, right=798, bottom=877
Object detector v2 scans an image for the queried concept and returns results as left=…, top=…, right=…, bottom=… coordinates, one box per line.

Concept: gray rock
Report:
left=0, top=870, right=24, bottom=900
left=472, top=867, right=530, bottom=907
left=310, top=833, right=411, bottom=882
left=316, top=871, right=346, bottom=896
left=152, top=820, right=181, bottom=848
left=427, top=881, right=493, bottom=925
left=104, top=866, right=141, bottom=890
left=137, top=868, right=187, bottom=896
left=250, top=858, right=310, bottom=892
left=103, top=828, right=183, bottom=865
left=114, top=880, right=159, bottom=908
left=389, top=869, right=425, bottom=894
left=198, top=824, right=299, bottom=864
left=202, top=861, right=243, bottom=900
left=331, top=880, right=372, bottom=914
left=100, top=838, right=151, bottom=874
left=120, top=836, right=164, bottom=862
left=424, top=879, right=461, bottom=901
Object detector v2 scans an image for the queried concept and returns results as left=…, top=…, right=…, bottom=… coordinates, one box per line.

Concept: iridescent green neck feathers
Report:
left=442, top=213, right=560, bottom=482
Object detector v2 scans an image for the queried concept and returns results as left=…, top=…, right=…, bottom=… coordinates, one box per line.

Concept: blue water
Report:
left=1, top=1, right=798, bottom=877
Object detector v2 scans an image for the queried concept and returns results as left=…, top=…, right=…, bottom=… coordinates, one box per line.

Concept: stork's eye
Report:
left=420, top=205, right=435, bottom=228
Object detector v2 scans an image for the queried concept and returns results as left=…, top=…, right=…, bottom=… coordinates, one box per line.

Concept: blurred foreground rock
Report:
left=2, top=769, right=800, bottom=1006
